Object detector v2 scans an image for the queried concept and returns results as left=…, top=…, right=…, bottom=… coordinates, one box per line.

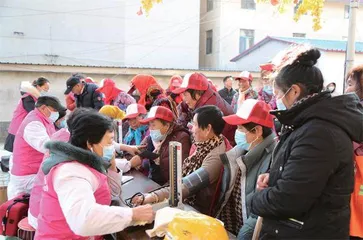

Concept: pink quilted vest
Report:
left=28, top=129, right=70, bottom=225
left=8, top=93, right=37, bottom=135
left=11, top=109, right=56, bottom=176
left=35, top=162, right=111, bottom=240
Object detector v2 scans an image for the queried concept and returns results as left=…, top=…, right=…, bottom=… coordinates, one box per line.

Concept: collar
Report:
left=242, top=133, right=276, bottom=171
left=34, top=108, right=51, bottom=125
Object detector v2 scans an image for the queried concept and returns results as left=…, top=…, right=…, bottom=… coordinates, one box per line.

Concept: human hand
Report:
left=132, top=205, right=155, bottom=223
left=109, top=156, right=118, bottom=172
left=131, top=193, right=155, bottom=206
left=256, top=173, right=269, bottom=191
left=129, top=155, right=142, bottom=168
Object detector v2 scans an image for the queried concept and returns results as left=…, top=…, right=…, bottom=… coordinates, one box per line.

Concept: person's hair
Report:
left=194, top=105, right=225, bottom=135
left=223, top=76, right=232, bottom=83
left=347, top=64, right=363, bottom=98
left=158, top=119, right=171, bottom=126
left=32, top=77, right=50, bottom=87
left=186, top=89, right=205, bottom=100
left=69, top=111, right=114, bottom=149
left=275, top=48, right=324, bottom=98
left=242, top=122, right=272, bottom=139
left=56, top=109, right=67, bottom=122
left=67, top=108, right=93, bottom=131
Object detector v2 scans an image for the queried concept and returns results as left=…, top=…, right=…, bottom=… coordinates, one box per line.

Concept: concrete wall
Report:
left=199, top=0, right=363, bottom=70
left=0, top=0, right=200, bottom=69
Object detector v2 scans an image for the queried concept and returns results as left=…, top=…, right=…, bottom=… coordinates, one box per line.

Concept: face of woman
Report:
left=149, top=119, right=169, bottom=135
left=345, top=77, right=358, bottom=94
left=128, top=116, right=142, bottom=130
left=274, top=84, right=302, bottom=110
left=88, top=130, right=114, bottom=158
left=37, top=82, right=50, bottom=92
left=182, top=91, right=198, bottom=110
left=191, top=114, right=213, bottom=142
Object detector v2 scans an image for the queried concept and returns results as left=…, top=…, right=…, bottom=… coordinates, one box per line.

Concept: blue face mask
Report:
left=235, top=130, right=250, bottom=150
left=150, top=129, right=166, bottom=142
left=40, top=90, right=48, bottom=96
left=276, top=87, right=293, bottom=111
left=263, top=85, right=273, bottom=95
left=59, top=119, right=67, bottom=129
left=47, top=108, right=59, bottom=123
left=103, top=144, right=115, bottom=162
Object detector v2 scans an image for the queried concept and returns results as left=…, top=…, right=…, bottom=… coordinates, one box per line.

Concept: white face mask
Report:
left=47, top=107, right=59, bottom=123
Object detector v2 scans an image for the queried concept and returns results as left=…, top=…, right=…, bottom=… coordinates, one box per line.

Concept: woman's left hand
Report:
left=131, top=193, right=155, bottom=206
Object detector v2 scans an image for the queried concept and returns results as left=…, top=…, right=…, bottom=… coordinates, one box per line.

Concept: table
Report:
left=119, top=170, right=236, bottom=240
left=122, top=170, right=161, bottom=202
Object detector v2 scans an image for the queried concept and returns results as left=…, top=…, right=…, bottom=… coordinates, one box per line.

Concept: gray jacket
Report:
left=216, top=133, right=276, bottom=221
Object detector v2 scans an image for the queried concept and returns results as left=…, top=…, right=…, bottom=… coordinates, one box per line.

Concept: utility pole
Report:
left=344, top=0, right=359, bottom=90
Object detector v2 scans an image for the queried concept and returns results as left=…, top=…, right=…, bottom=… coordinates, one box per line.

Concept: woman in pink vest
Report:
left=35, top=111, right=154, bottom=239
left=8, top=96, right=66, bottom=199
left=4, top=77, right=50, bottom=152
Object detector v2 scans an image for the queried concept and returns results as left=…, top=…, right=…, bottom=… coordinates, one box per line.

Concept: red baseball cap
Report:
left=124, top=103, right=147, bottom=120
left=140, top=106, right=174, bottom=124
left=223, top=99, right=273, bottom=128
left=172, top=72, right=209, bottom=94
left=259, top=63, right=275, bottom=72
left=235, top=71, right=253, bottom=81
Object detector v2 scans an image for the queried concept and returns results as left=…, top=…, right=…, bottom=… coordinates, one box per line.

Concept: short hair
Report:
left=223, top=76, right=232, bottom=83
left=66, top=108, right=94, bottom=131
left=32, top=77, right=50, bottom=87
left=69, top=111, right=114, bottom=149
left=242, top=122, right=272, bottom=139
left=347, top=64, right=363, bottom=98
left=186, top=89, right=205, bottom=101
left=194, top=105, right=225, bottom=135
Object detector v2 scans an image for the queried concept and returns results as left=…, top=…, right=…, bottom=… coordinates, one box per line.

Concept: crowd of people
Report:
left=2, top=45, right=363, bottom=239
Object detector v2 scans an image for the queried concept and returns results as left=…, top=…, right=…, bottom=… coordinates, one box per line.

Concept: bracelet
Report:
left=151, top=192, right=159, bottom=204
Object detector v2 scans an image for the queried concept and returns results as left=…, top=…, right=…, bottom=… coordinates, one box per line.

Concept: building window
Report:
left=239, top=29, right=254, bottom=53
left=293, top=33, right=306, bottom=38
left=241, top=0, right=255, bottom=10
left=206, top=30, right=213, bottom=54
left=344, top=5, right=350, bottom=19
left=207, top=0, right=214, bottom=12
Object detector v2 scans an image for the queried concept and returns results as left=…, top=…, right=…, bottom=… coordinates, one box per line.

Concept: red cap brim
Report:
left=223, top=115, right=250, bottom=126
left=139, top=116, right=156, bottom=125
left=172, top=87, right=187, bottom=94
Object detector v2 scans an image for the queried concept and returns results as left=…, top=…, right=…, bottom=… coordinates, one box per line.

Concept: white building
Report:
left=230, top=36, right=363, bottom=94
left=199, top=0, right=363, bottom=70
left=0, top=0, right=200, bottom=69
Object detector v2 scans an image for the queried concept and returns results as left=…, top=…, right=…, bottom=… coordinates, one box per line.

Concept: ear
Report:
left=207, top=124, right=213, bottom=135
left=86, top=141, right=92, bottom=151
left=254, top=125, right=263, bottom=138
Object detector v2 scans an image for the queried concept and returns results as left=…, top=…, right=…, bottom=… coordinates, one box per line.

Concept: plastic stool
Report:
left=17, top=217, right=35, bottom=240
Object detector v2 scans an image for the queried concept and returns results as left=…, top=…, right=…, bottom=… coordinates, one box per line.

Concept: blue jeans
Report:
left=237, top=217, right=257, bottom=240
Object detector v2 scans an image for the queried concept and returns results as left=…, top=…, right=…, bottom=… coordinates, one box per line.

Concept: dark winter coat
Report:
left=75, top=83, right=104, bottom=110
left=250, top=92, right=363, bottom=239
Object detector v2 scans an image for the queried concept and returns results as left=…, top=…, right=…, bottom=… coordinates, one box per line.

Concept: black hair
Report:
left=56, top=109, right=67, bottom=122
left=32, top=77, right=50, bottom=87
left=186, top=89, right=205, bottom=101
left=223, top=76, right=232, bottom=83
left=242, top=122, right=272, bottom=139
left=66, top=108, right=93, bottom=131
left=275, top=48, right=324, bottom=98
left=194, top=105, right=225, bottom=135
left=347, top=65, right=363, bottom=98
left=70, top=111, right=114, bottom=149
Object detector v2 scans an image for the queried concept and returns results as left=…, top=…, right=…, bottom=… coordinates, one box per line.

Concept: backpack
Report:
left=0, top=194, right=30, bottom=236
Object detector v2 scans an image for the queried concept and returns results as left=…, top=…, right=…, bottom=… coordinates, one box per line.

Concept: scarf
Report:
left=219, top=169, right=243, bottom=235
left=182, top=135, right=223, bottom=206
left=124, top=125, right=148, bottom=145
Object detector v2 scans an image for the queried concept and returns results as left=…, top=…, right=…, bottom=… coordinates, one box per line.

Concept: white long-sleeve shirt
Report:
left=23, top=121, right=50, bottom=153
left=53, top=162, right=133, bottom=236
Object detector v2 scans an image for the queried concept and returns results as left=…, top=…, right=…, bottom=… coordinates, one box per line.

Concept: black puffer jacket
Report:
left=75, top=83, right=104, bottom=110
left=250, top=92, right=363, bottom=239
